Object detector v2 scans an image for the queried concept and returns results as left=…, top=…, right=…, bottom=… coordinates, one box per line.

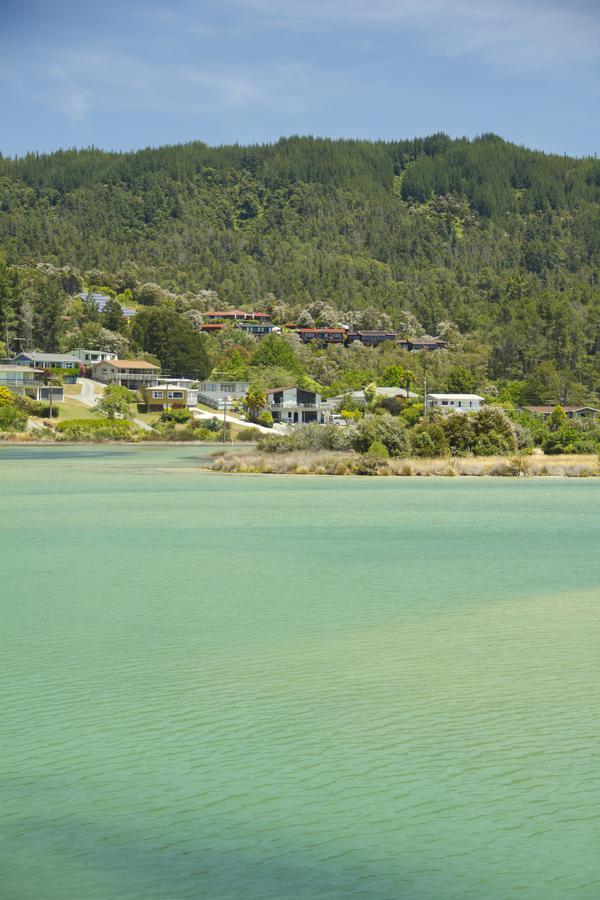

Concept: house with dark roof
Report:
left=347, top=331, right=396, bottom=347
left=397, top=336, right=448, bottom=351
left=295, top=327, right=346, bottom=344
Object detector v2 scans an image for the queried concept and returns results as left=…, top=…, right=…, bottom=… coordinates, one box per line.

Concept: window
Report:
left=152, top=391, right=163, bottom=399
left=442, top=400, right=448, bottom=406
left=168, top=391, right=183, bottom=399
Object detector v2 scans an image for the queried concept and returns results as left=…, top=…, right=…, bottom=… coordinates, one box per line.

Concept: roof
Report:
left=93, top=359, right=159, bottom=370
left=204, top=309, right=270, bottom=318
left=146, top=384, right=193, bottom=392
left=428, top=393, right=484, bottom=401
left=296, top=327, right=346, bottom=334
left=350, top=331, right=396, bottom=337
left=266, top=386, right=296, bottom=394
left=0, top=364, right=44, bottom=374
left=14, top=351, right=80, bottom=364
left=200, top=323, right=226, bottom=329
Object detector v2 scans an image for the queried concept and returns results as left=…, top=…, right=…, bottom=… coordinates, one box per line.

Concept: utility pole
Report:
left=423, top=377, right=428, bottom=417
left=222, top=395, right=228, bottom=444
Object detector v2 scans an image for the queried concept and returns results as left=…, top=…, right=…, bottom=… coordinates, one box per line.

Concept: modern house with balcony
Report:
left=0, top=365, right=64, bottom=401
left=427, top=393, right=484, bottom=412
left=71, top=348, right=118, bottom=364
left=267, top=387, right=326, bottom=425
left=91, top=359, right=160, bottom=390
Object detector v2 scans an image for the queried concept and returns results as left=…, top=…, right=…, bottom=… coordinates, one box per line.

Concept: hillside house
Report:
left=0, top=365, right=64, bottom=401
left=235, top=321, right=274, bottom=336
left=144, top=385, right=198, bottom=410
left=204, top=310, right=271, bottom=321
left=427, top=393, right=483, bottom=412
left=4, top=351, right=81, bottom=371
left=78, top=292, right=136, bottom=318
left=347, top=331, right=396, bottom=347
left=296, top=327, right=346, bottom=344
left=398, top=336, right=448, bottom=351
left=71, top=348, right=118, bottom=364
left=267, top=387, right=326, bottom=424
left=196, top=380, right=250, bottom=409
left=91, top=359, right=160, bottom=390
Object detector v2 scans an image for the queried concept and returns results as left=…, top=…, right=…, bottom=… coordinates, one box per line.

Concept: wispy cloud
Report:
left=228, top=0, right=600, bottom=71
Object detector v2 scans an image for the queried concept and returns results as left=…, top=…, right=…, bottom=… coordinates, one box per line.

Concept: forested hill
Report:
left=2, top=133, right=600, bottom=394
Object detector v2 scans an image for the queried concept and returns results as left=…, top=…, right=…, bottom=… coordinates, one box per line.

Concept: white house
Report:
left=196, top=380, right=250, bottom=409
left=267, top=387, right=327, bottom=425
left=427, top=393, right=484, bottom=412
left=71, top=348, right=118, bottom=364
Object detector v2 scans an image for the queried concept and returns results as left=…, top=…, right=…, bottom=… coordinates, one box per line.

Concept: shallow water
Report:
left=1, top=446, right=599, bottom=899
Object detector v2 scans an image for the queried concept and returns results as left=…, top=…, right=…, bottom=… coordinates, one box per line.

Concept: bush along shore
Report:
left=207, top=415, right=600, bottom=476
left=209, top=450, right=599, bottom=477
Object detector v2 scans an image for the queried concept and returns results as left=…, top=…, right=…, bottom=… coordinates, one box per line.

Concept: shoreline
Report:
left=206, top=449, right=600, bottom=478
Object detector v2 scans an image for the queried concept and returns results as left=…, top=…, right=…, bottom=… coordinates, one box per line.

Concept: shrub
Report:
left=0, top=403, right=27, bottom=432
left=410, top=423, right=450, bottom=457
left=352, top=414, right=409, bottom=457
left=353, top=454, right=388, bottom=475
left=236, top=428, right=263, bottom=442
left=55, top=418, right=134, bottom=441
left=367, top=440, right=389, bottom=460
left=160, top=408, right=192, bottom=423
left=257, top=410, right=273, bottom=428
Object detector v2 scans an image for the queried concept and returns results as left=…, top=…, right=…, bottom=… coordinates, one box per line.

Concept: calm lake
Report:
left=1, top=445, right=599, bottom=899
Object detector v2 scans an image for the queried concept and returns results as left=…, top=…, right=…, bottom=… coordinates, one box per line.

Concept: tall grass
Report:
left=209, top=451, right=600, bottom=477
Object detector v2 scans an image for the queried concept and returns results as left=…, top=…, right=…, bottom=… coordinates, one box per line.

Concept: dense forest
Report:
left=1, top=133, right=600, bottom=400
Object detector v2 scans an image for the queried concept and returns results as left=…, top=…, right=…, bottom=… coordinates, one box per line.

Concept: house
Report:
left=78, top=292, right=136, bottom=319
left=397, top=336, right=448, bottom=351
left=3, top=351, right=81, bottom=371
left=204, top=310, right=271, bottom=321
left=267, top=387, right=326, bottom=425
left=427, top=393, right=483, bottom=412
left=144, top=385, right=198, bottom=410
left=71, top=348, right=118, bottom=364
left=91, top=359, right=160, bottom=390
left=296, top=327, right=346, bottom=344
left=347, top=331, right=396, bottom=347
left=523, top=405, right=600, bottom=420
left=235, top=321, right=274, bottom=336
left=196, top=380, right=250, bottom=409
left=0, top=364, right=64, bottom=402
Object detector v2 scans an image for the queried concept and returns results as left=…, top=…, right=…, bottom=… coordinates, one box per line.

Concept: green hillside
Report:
left=1, top=133, right=600, bottom=398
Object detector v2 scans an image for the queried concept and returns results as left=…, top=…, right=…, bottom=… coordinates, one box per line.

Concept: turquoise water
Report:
left=1, top=445, right=600, bottom=899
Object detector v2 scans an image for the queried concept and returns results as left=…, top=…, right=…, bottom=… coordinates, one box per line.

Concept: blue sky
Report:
left=1, top=0, right=599, bottom=157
